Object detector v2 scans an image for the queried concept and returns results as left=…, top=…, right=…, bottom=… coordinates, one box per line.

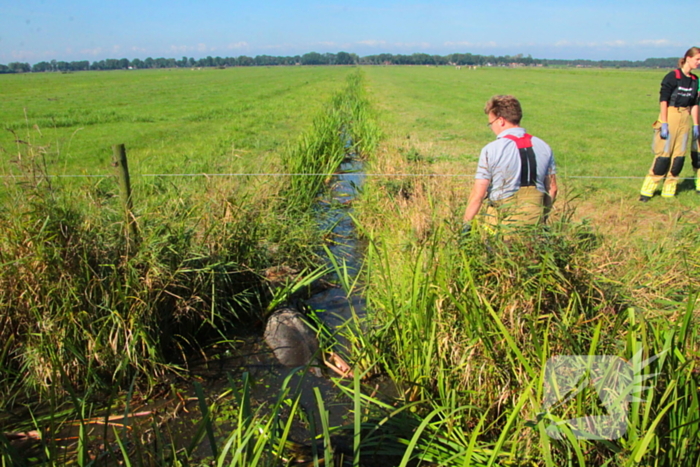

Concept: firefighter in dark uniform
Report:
left=640, top=47, right=700, bottom=201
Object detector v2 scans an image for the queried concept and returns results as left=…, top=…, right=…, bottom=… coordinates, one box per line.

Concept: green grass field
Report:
left=362, top=66, right=697, bottom=195
left=2, top=65, right=691, bottom=201
left=0, top=66, right=362, bottom=413
left=358, top=65, right=700, bottom=253
left=1, top=66, right=354, bottom=177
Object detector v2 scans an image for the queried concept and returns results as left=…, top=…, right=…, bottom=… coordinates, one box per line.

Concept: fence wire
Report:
left=0, top=173, right=696, bottom=180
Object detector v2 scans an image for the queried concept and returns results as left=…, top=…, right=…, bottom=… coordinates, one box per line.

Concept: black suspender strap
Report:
left=670, top=69, right=698, bottom=107
left=503, top=133, right=537, bottom=187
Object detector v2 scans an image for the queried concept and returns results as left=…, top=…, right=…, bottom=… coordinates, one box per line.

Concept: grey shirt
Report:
left=475, top=127, right=556, bottom=201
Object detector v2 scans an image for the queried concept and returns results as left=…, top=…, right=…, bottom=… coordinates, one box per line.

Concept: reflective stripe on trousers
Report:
left=640, top=107, right=691, bottom=197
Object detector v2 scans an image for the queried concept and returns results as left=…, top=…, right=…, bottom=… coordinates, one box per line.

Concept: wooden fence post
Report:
left=112, top=144, right=139, bottom=242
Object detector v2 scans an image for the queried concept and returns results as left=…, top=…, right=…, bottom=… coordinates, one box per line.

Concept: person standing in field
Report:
left=462, top=95, right=558, bottom=233
left=639, top=47, right=700, bottom=201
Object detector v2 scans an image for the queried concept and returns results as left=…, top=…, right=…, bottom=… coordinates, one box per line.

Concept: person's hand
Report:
left=660, top=122, right=669, bottom=139
left=460, top=222, right=472, bottom=244
left=694, top=125, right=699, bottom=140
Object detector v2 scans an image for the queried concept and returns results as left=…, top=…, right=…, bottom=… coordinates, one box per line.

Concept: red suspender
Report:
left=675, top=69, right=697, bottom=80
left=503, top=134, right=537, bottom=187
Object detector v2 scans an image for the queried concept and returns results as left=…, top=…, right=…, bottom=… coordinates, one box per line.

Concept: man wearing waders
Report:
left=462, top=95, right=557, bottom=233
left=639, top=47, right=700, bottom=201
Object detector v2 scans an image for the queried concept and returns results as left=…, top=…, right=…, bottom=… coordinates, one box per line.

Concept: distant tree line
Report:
left=0, top=51, right=680, bottom=74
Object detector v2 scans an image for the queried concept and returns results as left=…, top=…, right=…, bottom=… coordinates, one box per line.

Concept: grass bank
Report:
left=0, top=69, right=385, bottom=465
left=0, top=68, right=358, bottom=406
left=344, top=66, right=700, bottom=465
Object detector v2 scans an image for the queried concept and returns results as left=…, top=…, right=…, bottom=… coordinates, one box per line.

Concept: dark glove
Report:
left=459, top=223, right=472, bottom=247
left=694, top=125, right=699, bottom=140
left=660, top=122, right=669, bottom=140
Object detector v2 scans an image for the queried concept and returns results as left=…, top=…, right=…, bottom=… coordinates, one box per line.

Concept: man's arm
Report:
left=463, top=179, right=490, bottom=223
left=545, top=174, right=558, bottom=203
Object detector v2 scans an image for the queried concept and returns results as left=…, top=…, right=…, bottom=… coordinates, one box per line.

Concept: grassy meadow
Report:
left=0, top=67, right=360, bottom=411
left=361, top=65, right=698, bottom=195
left=348, top=66, right=700, bottom=466
left=0, top=66, right=357, bottom=176
left=356, top=65, right=700, bottom=307
left=1, top=65, right=699, bottom=466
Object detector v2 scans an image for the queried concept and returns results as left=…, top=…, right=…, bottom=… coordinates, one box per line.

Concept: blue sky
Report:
left=1, top=0, right=698, bottom=63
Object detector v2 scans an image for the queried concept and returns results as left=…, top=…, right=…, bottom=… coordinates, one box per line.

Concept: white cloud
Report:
left=170, top=45, right=191, bottom=53
left=553, top=39, right=678, bottom=49
left=444, top=41, right=498, bottom=48
left=80, top=47, right=104, bottom=56
left=356, top=40, right=431, bottom=50
left=394, top=41, right=431, bottom=49
left=258, top=43, right=293, bottom=51
left=602, top=40, right=627, bottom=47
left=9, top=50, right=49, bottom=61
left=639, top=39, right=673, bottom=47
left=357, top=40, right=387, bottom=47
left=168, top=43, right=214, bottom=54
left=226, top=41, right=249, bottom=50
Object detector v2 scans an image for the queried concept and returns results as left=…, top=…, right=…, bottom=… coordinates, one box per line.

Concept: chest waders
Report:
left=641, top=70, right=698, bottom=198
left=484, top=134, right=546, bottom=230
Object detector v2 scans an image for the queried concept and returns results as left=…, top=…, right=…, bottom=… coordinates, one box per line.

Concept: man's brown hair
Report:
left=484, top=95, right=522, bottom=125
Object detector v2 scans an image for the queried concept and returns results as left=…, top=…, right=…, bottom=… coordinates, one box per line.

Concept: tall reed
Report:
left=282, top=71, right=381, bottom=212
left=341, top=104, right=700, bottom=464
left=0, top=106, right=329, bottom=407
left=348, top=190, right=700, bottom=465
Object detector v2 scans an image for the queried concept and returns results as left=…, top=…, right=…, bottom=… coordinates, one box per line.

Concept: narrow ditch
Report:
left=134, top=143, right=376, bottom=461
